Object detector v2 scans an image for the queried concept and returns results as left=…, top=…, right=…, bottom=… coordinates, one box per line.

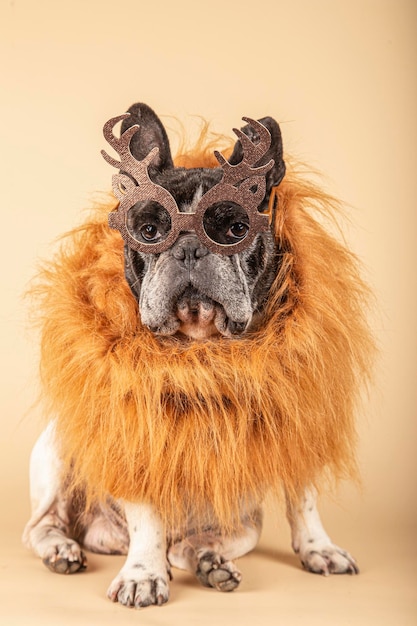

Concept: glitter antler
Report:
left=101, top=114, right=160, bottom=198
left=214, top=118, right=274, bottom=187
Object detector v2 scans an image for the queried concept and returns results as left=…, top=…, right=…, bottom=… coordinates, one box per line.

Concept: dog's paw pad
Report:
left=107, top=573, right=169, bottom=608
left=300, top=543, right=359, bottom=576
left=42, top=541, right=87, bottom=574
left=196, top=551, right=242, bottom=592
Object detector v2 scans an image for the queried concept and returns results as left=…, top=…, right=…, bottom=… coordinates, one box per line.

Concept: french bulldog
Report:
left=23, top=103, right=360, bottom=609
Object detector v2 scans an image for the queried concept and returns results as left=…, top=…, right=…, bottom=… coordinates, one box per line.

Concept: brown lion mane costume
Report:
left=32, top=125, right=374, bottom=535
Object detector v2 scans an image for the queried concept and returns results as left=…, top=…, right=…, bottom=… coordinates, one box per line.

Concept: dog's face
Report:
left=119, top=104, right=285, bottom=340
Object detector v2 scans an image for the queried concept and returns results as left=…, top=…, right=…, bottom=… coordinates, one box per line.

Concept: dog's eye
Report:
left=126, top=201, right=172, bottom=247
left=140, top=224, right=160, bottom=241
left=228, top=222, right=249, bottom=240
left=203, top=202, right=250, bottom=246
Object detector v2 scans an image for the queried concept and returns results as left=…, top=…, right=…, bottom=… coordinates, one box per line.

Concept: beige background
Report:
left=1, top=0, right=416, bottom=624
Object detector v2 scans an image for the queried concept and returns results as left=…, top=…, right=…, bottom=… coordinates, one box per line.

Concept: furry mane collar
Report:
left=33, top=142, right=374, bottom=533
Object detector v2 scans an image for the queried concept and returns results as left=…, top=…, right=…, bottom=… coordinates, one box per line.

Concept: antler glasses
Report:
left=102, top=113, right=275, bottom=255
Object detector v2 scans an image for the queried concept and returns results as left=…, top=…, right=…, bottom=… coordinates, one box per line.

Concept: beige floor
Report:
left=1, top=504, right=415, bottom=626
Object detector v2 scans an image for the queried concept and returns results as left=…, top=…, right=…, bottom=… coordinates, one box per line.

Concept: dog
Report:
left=23, top=103, right=373, bottom=608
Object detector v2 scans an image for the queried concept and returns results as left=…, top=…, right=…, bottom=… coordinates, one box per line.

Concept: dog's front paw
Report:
left=196, top=551, right=242, bottom=592
left=42, top=540, right=87, bottom=574
left=299, top=542, right=359, bottom=576
left=107, top=570, right=170, bottom=608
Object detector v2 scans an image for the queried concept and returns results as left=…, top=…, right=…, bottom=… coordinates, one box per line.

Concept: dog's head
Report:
left=103, top=103, right=285, bottom=340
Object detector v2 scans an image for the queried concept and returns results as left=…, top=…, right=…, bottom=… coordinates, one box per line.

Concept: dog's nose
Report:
left=172, top=235, right=209, bottom=269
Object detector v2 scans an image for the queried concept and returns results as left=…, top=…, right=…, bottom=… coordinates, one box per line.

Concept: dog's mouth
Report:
left=143, top=285, right=252, bottom=340
left=174, top=290, right=227, bottom=340
left=146, top=288, right=247, bottom=340
left=175, top=293, right=221, bottom=340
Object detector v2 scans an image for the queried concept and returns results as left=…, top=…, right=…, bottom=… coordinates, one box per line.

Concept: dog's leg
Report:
left=287, top=487, right=359, bottom=575
left=107, top=502, right=170, bottom=608
left=82, top=499, right=129, bottom=555
left=168, top=512, right=262, bottom=592
left=22, top=422, right=87, bottom=574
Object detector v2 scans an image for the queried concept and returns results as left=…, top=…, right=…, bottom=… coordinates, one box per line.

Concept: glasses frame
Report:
left=103, top=114, right=275, bottom=256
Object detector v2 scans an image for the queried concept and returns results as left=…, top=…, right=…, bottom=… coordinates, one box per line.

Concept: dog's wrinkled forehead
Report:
left=150, top=167, right=223, bottom=212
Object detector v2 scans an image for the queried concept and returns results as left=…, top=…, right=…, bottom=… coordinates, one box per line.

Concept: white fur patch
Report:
left=182, top=185, right=204, bottom=214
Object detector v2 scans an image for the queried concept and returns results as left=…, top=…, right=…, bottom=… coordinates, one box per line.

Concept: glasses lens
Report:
left=202, top=202, right=250, bottom=246
left=126, top=201, right=172, bottom=247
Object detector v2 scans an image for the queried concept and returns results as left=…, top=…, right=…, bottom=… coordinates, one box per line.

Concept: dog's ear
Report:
left=121, top=103, right=174, bottom=172
left=229, top=116, right=285, bottom=193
